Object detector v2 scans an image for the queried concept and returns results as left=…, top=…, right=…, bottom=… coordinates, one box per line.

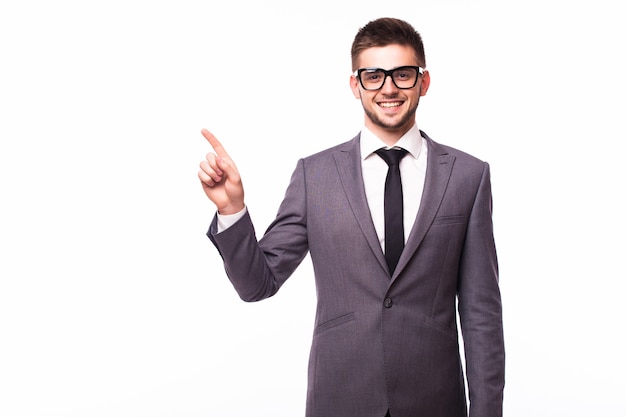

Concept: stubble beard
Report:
left=364, top=103, right=418, bottom=131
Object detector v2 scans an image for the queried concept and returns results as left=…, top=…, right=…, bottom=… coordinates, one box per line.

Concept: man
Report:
left=198, top=17, right=504, bottom=417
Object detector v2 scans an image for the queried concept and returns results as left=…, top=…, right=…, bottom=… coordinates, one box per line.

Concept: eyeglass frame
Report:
left=354, top=65, right=425, bottom=91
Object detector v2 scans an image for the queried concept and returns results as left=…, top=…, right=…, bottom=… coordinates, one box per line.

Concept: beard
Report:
left=362, top=97, right=419, bottom=131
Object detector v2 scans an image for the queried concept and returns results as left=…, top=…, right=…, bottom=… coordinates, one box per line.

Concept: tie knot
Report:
left=375, top=148, right=408, bottom=166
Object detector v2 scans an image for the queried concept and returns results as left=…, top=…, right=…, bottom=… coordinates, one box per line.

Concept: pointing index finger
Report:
left=201, top=128, right=230, bottom=159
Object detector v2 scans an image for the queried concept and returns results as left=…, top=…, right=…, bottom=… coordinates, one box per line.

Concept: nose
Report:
left=380, top=74, right=399, bottom=94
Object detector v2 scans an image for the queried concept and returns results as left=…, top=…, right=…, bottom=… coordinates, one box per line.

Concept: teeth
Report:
left=379, top=102, right=401, bottom=108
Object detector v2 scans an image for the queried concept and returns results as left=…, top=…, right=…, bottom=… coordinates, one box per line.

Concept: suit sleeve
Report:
left=457, top=162, right=505, bottom=417
left=207, top=159, right=309, bottom=302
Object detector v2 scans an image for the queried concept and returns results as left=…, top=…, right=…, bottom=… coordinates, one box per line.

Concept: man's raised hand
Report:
left=198, top=129, right=245, bottom=215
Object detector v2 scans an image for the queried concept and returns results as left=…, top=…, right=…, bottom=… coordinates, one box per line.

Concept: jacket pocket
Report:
left=431, top=214, right=466, bottom=226
left=314, top=312, right=355, bottom=336
left=423, top=316, right=457, bottom=341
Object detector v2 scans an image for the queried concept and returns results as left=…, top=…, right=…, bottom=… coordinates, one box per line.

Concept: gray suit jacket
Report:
left=208, top=132, right=504, bottom=417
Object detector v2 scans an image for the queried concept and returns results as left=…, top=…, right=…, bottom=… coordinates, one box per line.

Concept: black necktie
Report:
left=375, top=148, right=408, bottom=275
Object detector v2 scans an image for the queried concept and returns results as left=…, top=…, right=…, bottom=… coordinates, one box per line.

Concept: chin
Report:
left=374, top=116, right=412, bottom=131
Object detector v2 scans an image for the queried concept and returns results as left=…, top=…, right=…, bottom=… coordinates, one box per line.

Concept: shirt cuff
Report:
left=216, top=206, right=248, bottom=233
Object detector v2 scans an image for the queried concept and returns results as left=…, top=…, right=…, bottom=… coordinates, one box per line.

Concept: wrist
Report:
left=218, top=202, right=245, bottom=216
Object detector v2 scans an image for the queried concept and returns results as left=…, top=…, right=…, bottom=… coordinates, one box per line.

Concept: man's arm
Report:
left=457, top=162, right=505, bottom=417
left=204, top=150, right=309, bottom=302
left=199, top=128, right=270, bottom=301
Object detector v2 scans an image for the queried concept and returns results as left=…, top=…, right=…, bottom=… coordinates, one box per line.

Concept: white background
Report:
left=1, top=1, right=625, bottom=416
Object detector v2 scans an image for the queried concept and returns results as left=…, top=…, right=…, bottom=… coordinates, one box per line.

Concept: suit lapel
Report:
left=333, top=135, right=388, bottom=272
left=393, top=133, right=455, bottom=279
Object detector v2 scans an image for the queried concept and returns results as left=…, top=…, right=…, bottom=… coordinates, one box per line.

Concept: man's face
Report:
left=350, top=44, right=430, bottom=142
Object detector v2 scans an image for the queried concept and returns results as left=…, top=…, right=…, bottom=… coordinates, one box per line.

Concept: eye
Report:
left=394, top=69, right=413, bottom=80
left=363, top=71, right=382, bottom=82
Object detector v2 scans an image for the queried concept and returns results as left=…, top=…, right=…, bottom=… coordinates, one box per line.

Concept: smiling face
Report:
left=350, top=44, right=430, bottom=145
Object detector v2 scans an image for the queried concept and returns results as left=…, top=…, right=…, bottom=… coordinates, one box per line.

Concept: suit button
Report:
left=384, top=298, right=393, bottom=308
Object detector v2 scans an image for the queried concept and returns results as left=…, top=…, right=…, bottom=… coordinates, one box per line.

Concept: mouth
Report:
left=377, top=101, right=404, bottom=109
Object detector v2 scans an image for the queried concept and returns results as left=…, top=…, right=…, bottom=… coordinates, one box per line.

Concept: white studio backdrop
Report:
left=1, top=1, right=624, bottom=416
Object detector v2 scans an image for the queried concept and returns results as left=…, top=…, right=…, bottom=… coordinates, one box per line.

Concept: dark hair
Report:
left=351, top=17, right=426, bottom=71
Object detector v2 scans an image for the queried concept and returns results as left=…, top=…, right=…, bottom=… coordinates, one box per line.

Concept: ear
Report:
left=350, top=75, right=361, bottom=99
left=420, top=70, right=431, bottom=97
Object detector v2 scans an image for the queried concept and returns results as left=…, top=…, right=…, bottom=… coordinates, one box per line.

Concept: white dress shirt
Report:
left=360, top=124, right=427, bottom=249
left=216, top=125, right=428, bottom=252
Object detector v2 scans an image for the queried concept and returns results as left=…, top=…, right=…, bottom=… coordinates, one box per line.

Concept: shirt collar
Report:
left=360, top=124, right=424, bottom=161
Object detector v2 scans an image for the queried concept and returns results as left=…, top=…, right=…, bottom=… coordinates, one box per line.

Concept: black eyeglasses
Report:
left=355, top=66, right=424, bottom=91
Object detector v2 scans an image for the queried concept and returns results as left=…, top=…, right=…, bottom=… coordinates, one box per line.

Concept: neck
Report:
left=365, top=120, right=415, bottom=147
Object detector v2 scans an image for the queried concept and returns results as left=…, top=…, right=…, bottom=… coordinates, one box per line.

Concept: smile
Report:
left=378, top=102, right=402, bottom=108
